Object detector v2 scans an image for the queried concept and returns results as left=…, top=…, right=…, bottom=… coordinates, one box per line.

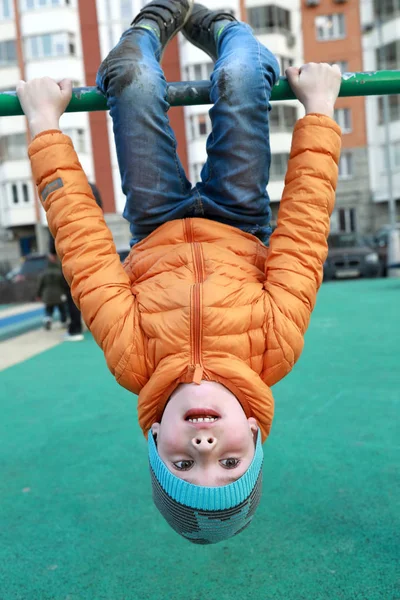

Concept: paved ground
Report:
left=0, top=279, right=399, bottom=600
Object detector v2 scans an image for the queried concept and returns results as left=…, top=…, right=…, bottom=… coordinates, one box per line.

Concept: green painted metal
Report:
left=1, top=71, right=399, bottom=116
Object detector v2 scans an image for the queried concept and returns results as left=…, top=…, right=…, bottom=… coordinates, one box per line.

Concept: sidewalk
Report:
left=0, top=326, right=65, bottom=371
left=0, top=302, right=63, bottom=342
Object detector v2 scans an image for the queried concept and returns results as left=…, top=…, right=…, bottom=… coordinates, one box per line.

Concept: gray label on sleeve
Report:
left=41, top=178, right=64, bottom=202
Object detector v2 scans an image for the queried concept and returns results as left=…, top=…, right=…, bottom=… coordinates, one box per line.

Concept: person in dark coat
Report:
left=48, top=182, right=103, bottom=341
left=37, top=254, right=68, bottom=330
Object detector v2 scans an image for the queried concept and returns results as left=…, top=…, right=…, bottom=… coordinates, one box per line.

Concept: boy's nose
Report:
left=191, top=435, right=217, bottom=451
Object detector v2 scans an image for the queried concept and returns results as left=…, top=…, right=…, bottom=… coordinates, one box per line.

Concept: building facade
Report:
left=361, top=0, right=400, bottom=229
left=2, top=0, right=393, bottom=272
left=301, top=0, right=374, bottom=235
left=0, top=0, right=304, bottom=267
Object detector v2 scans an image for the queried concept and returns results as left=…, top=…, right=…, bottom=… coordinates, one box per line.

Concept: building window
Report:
left=277, top=55, right=294, bottom=73
left=0, top=134, right=27, bottom=162
left=315, top=14, right=346, bottom=41
left=64, top=129, right=87, bottom=153
left=0, top=0, right=12, bottom=19
left=22, top=0, right=67, bottom=9
left=191, top=163, right=203, bottom=182
left=25, top=32, right=76, bottom=59
left=269, top=105, right=297, bottom=132
left=270, top=153, right=289, bottom=180
left=184, top=62, right=213, bottom=81
left=391, top=141, right=400, bottom=168
left=331, top=60, right=348, bottom=72
left=338, top=151, right=353, bottom=179
left=338, top=207, right=356, bottom=233
left=120, top=0, right=132, bottom=19
left=22, top=183, right=30, bottom=203
left=0, top=40, right=17, bottom=66
left=373, top=0, right=400, bottom=22
left=334, top=108, right=352, bottom=133
left=377, top=95, right=400, bottom=124
left=376, top=41, right=400, bottom=70
left=247, top=5, right=291, bottom=34
left=12, top=184, right=18, bottom=204
left=189, top=113, right=211, bottom=140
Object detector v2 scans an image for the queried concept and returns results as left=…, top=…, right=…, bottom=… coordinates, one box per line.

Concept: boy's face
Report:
left=151, top=381, right=258, bottom=486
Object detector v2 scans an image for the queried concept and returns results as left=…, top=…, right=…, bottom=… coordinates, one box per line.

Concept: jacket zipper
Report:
left=185, top=219, right=204, bottom=384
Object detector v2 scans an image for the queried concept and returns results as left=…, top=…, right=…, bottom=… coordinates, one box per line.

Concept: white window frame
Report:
left=6, top=181, right=33, bottom=206
left=247, top=5, right=292, bottom=35
left=330, top=60, right=348, bottom=73
left=0, top=133, right=27, bottom=163
left=64, top=128, right=87, bottom=153
left=183, top=62, right=213, bottom=81
left=338, top=207, right=356, bottom=233
left=191, top=163, right=204, bottom=183
left=270, top=153, right=289, bottom=181
left=0, top=0, right=13, bottom=20
left=315, top=14, right=346, bottom=41
left=25, top=32, right=76, bottom=59
left=393, top=141, right=400, bottom=169
left=0, top=39, right=17, bottom=66
left=338, top=151, right=353, bottom=179
left=269, top=104, right=298, bottom=132
left=189, top=113, right=212, bottom=140
left=334, top=108, right=352, bottom=133
left=22, top=0, right=69, bottom=10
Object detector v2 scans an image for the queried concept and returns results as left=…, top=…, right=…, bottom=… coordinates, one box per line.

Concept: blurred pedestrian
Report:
left=36, top=254, right=68, bottom=330
left=48, top=182, right=103, bottom=342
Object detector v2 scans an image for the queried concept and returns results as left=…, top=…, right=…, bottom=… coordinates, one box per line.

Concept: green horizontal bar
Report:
left=1, top=71, right=399, bottom=116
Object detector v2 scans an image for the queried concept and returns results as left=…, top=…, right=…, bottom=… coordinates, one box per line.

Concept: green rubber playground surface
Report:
left=0, top=279, right=399, bottom=600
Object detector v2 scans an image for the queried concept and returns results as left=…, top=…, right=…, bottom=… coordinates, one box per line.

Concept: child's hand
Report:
left=16, top=78, right=72, bottom=137
left=286, top=63, right=341, bottom=118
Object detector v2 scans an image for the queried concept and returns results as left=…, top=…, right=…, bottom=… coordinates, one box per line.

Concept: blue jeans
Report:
left=96, top=22, right=280, bottom=246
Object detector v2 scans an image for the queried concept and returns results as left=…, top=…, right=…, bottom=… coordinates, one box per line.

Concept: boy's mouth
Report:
left=184, top=408, right=221, bottom=423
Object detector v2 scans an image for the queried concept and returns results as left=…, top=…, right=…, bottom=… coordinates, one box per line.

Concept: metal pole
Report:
left=1, top=71, right=400, bottom=116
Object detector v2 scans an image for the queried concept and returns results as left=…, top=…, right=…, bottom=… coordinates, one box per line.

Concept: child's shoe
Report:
left=43, top=317, right=52, bottom=331
left=64, top=333, right=84, bottom=342
left=182, top=4, right=236, bottom=61
left=132, top=0, right=194, bottom=58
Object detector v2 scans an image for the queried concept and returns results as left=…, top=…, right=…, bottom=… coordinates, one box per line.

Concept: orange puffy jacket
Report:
left=29, top=115, right=341, bottom=442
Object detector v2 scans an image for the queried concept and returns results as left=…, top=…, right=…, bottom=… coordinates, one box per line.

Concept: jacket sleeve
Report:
left=28, top=130, right=147, bottom=389
left=262, top=115, right=341, bottom=386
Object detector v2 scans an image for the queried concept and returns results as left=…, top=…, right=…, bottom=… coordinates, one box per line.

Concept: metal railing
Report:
left=0, top=71, right=399, bottom=116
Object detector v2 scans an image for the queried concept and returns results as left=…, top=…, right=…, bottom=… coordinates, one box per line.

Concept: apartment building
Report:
left=301, top=0, right=373, bottom=235
left=361, top=0, right=400, bottom=228
left=0, top=0, right=303, bottom=266
left=0, top=0, right=132, bottom=267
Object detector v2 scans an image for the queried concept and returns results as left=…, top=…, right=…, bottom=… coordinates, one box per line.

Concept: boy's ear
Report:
left=151, top=422, right=160, bottom=438
left=248, top=417, right=258, bottom=444
left=248, top=417, right=258, bottom=433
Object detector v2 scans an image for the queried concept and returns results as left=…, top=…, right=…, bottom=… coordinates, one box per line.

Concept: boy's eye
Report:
left=220, top=458, right=240, bottom=469
left=173, top=460, right=194, bottom=471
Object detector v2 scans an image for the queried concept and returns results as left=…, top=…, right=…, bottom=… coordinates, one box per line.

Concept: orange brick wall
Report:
left=302, top=0, right=367, bottom=149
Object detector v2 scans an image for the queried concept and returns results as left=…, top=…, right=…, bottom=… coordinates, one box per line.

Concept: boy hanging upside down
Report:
left=17, top=0, right=342, bottom=544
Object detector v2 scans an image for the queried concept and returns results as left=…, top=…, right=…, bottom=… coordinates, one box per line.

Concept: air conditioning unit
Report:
left=286, top=33, right=296, bottom=48
left=306, top=0, right=320, bottom=6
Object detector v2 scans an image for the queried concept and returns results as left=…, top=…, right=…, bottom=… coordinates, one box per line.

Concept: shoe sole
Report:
left=160, top=0, right=195, bottom=61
